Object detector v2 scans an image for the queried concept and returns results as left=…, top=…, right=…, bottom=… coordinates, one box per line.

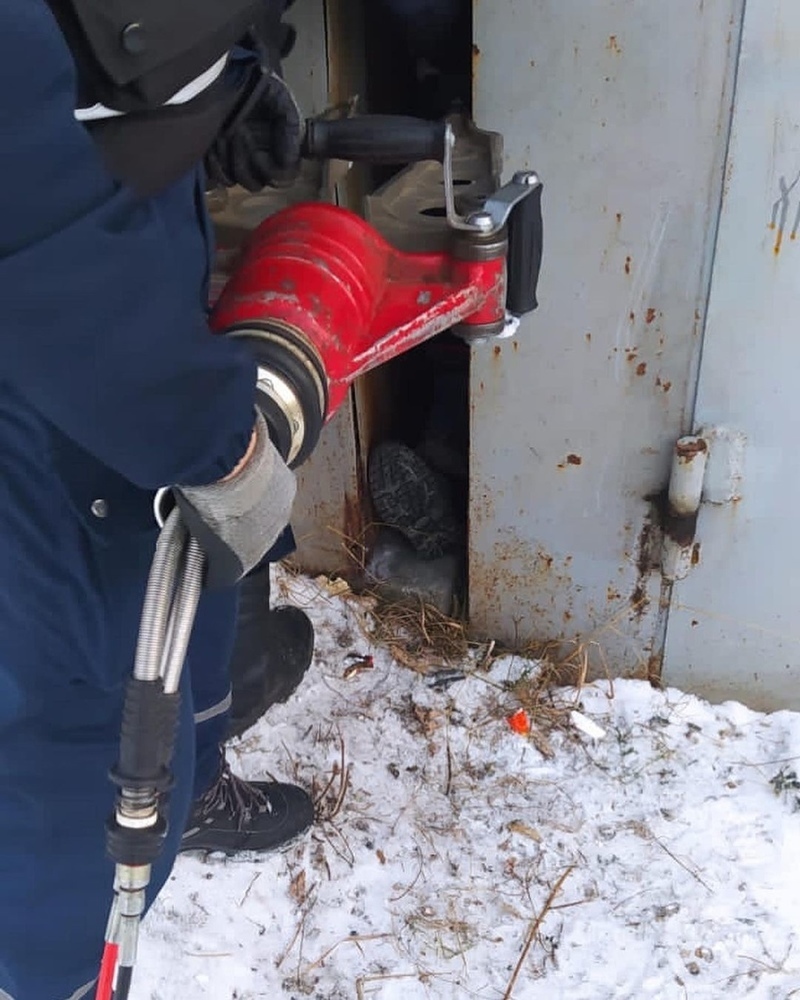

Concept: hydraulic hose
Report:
left=161, top=537, right=204, bottom=694
left=132, top=508, right=186, bottom=683
left=98, top=511, right=206, bottom=1000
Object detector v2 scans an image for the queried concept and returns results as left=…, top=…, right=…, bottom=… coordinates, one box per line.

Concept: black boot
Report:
left=180, top=757, right=314, bottom=854
left=227, top=564, right=314, bottom=740
left=368, top=441, right=460, bottom=559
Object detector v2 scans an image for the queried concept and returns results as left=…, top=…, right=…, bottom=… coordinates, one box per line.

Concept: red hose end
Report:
left=95, top=942, right=119, bottom=1000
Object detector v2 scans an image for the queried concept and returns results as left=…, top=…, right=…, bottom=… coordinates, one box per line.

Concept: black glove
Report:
left=205, top=4, right=303, bottom=192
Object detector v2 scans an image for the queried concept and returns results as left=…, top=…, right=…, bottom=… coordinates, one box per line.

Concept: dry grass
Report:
left=285, top=520, right=471, bottom=672
left=361, top=594, right=471, bottom=673
left=504, top=628, right=622, bottom=751
left=502, top=865, right=575, bottom=1000
left=282, top=543, right=638, bottom=752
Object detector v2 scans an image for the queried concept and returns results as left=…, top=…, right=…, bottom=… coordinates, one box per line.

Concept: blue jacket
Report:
left=0, top=5, right=265, bottom=997
left=0, top=0, right=258, bottom=500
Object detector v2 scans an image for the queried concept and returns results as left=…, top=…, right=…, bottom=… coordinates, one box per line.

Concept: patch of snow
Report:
left=135, top=572, right=800, bottom=999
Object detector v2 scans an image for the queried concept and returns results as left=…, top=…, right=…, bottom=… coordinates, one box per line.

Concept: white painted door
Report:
left=662, top=0, right=800, bottom=711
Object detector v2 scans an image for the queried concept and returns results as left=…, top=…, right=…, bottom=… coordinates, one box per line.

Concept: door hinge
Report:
left=660, top=426, right=746, bottom=582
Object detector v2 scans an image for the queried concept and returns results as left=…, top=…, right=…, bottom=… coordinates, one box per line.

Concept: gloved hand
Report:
left=205, top=4, right=303, bottom=191
left=174, top=412, right=297, bottom=589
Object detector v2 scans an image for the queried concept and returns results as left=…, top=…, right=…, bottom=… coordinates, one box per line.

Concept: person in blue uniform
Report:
left=0, top=2, right=315, bottom=998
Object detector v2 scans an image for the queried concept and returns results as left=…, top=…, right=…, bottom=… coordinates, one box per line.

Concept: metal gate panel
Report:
left=470, top=0, right=743, bottom=670
left=663, top=0, right=800, bottom=711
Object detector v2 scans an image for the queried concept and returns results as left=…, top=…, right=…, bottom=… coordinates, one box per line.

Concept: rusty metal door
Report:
left=662, top=0, right=800, bottom=711
left=266, top=0, right=368, bottom=576
left=469, top=0, right=744, bottom=674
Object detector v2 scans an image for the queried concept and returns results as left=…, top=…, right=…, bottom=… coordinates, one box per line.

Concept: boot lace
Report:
left=198, top=759, right=272, bottom=832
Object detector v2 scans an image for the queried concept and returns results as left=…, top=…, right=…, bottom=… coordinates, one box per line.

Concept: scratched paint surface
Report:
left=663, top=0, right=800, bottom=711
left=469, top=0, right=744, bottom=674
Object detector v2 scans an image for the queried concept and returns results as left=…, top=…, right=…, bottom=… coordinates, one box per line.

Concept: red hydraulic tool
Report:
left=211, top=114, right=543, bottom=467
left=98, top=115, right=542, bottom=1000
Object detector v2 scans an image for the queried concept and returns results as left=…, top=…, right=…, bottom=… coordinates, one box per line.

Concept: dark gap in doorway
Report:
left=358, top=1, right=474, bottom=617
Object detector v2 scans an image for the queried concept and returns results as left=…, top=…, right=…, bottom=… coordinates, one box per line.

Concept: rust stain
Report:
left=630, top=580, right=648, bottom=619
left=607, top=34, right=622, bottom=54
left=636, top=362, right=647, bottom=376
left=557, top=453, right=583, bottom=469
left=492, top=344, right=502, bottom=358
left=343, top=488, right=362, bottom=537
left=615, top=212, right=622, bottom=225
left=472, top=42, right=481, bottom=75
left=513, top=340, right=519, bottom=351
left=645, top=307, right=657, bottom=324
left=624, top=255, right=632, bottom=275
left=625, top=347, right=638, bottom=362
left=691, top=542, right=702, bottom=566
left=632, top=502, right=660, bottom=620
left=657, top=474, right=700, bottom=556
left=585, top=332, right=592, bottom=344
left=676, top=437, right=708, bottom=459
left=647, top=650, right=663, bottom=686
left=655, top=376, right=672, bottom=394
left=470, top=538, right=576, bottom=650
left=629, top=311, right=635, bottom=323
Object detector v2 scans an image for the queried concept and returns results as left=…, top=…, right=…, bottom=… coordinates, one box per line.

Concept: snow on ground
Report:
left=136, top=572, right=800, bottom=999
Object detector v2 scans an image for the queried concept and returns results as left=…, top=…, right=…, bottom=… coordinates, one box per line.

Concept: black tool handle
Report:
left=304, top=116, right=447, bottom=164
left=506, top=183, right=544, bottom=315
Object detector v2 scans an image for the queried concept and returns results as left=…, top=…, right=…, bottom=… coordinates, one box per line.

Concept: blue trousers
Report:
left=0, top=394, right=293, bottom=1000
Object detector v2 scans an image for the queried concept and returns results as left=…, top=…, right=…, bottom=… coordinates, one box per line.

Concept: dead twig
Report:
left=238, top=871, right=261, bottom=907
left=444, top=716, right=453, bottom=798
left=331, top=765, right=352, bottom=822
left=548, top=898, right=595, bottom=912
left=654, top=837, right=713, bottom=893
left=182, top=950, right=232, bottom=958
left=312, top=764, right=340, bottom=809
left=315, top=820, right=355, bottom=867
left=389, top=844, right=424, bottom=903
left=502, top=865, right=575, bottom=1000
left=275, top=893, right=317, bottom=969
left=313, top=732, right=352, bottom=822
left=478, top=639, right=497, bottom=671
left=303, top=932, right=393, bottom=975
left=356, top=972, right=421, bottom=999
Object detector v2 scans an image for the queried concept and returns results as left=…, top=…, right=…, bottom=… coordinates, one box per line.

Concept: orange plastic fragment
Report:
left=507, top=709, right=531, bottom=735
